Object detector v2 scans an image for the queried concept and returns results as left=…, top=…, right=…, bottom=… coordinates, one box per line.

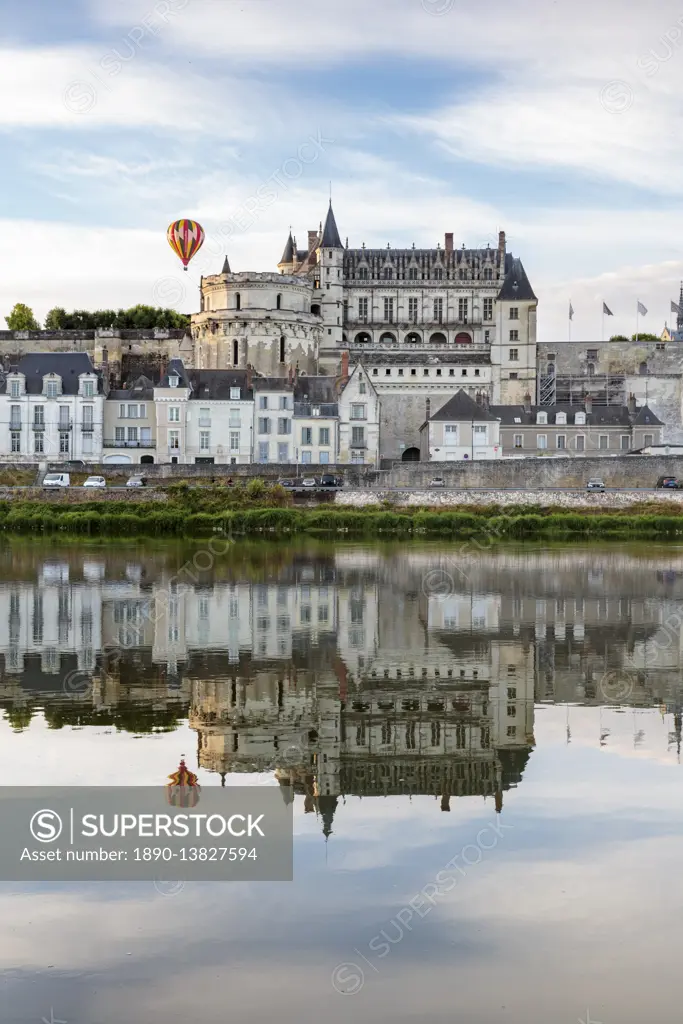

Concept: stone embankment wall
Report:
left=336, top=489, right=683, bottom=509
left=0, top=487, right=166, bottom=503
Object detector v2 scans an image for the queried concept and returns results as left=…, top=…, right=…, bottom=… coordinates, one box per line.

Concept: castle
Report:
left=192, top=202, right=538, bottom=460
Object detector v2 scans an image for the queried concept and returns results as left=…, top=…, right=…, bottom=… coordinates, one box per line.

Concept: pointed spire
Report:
left=279, top=230, right=295, bottom=266
left=221, top=255, right=230, bottom=274
left=320, top=201, right=343, bottom=249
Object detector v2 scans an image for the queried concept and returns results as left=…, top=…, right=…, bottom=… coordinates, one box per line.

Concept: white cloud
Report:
left=0, top=47, right=254, bottom=135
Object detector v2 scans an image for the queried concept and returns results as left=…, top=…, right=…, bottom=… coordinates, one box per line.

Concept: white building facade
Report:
left=0, top=353, right=103, bottom=464
left=338, top=363, right=380, bottom=465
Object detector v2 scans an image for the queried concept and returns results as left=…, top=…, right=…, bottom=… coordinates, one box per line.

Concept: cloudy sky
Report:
left=2, top=0, right=683, bottom=340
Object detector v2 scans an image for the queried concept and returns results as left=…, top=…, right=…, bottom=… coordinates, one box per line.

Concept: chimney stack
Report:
left=498, top=230, right=506, bottom=254
left=307, top=229, right=318, bottom=252
left=340, top=350, right=349, bottom=383
left=246, top=363, right=253, bottom=390
left=426, top=398, right=431, bottom=422
left=444, top=232, right=454, bottom=252
left=585, top=394, right=593, bottom=415
left=628, top=392, right=637, bottom=415
left=523, top=392, right=532, bottom=415
left=476, top=391, right=482, bottom=406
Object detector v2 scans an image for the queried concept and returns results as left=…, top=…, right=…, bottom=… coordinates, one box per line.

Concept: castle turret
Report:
left=278, top=231, right=296, bottom=275
left=317, top=202, right=345, bottom=349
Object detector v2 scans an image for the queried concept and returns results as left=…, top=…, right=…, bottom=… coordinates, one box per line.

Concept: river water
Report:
left=1, top=538, right=682, bottom=1024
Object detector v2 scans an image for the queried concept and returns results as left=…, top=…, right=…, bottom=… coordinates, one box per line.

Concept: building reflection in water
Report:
left=2, top=546, right=683, bottom=834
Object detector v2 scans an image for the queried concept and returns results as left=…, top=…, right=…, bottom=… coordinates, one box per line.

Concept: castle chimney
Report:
left=441, top=794, right=451, bottom=812
left=246, top=363, right=253, bottom=390
left=498, top=230, right=506, bottom=253
left=628, top=392, right=637, bottom=415
left=341, top=350, right=349, bottom=383
left=523, top=392, right=532, bottom=414
left=307, top=229, right=318, bottom=252
left=288, top=365, right=293, bottom=385
left=476, top=391, right=482, bottom=406
left=426, top=398, right=431, bottom=422
left=585, top=394, right=593, bottom=415
left=444, top=232, right=454, bottom=252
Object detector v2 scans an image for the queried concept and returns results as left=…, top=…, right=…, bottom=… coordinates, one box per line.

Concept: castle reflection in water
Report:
left=2, top=545, right=683, bottom=834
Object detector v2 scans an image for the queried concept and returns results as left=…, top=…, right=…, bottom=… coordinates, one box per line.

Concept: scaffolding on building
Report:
left=537, top=372, right=626, bottom=407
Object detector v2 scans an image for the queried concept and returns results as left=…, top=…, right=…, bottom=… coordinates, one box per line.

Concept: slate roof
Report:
left=108, top=375, right=155, bottom=401
left=3, top=353, right=101, bottom=394
left=497, top=255, right=537, bottom=302
left=186, top=369, right=253, bottom=401
left=159, top=358, right=191, bottom=389
left=320, top=203, right=343, bottom=249
left=252, top=376, right=294, bottom=393
left=490, top=403, right=663, bottom=427
left=294, top=375, right=338, bottom=403
left=429, top=390, right=499, bottom=423
left=221, top=255, right=231, bottom=274
left=279, top=232, right=295, bottom=264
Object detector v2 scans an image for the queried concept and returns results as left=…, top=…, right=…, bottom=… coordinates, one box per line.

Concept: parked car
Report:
left=83, top=476, right=106, bottom=489
left=43, top=473, right=70, bottom=488
left=656, top=476, right=682, bottom=489
left=278, top=479, right=297, bottom=489
left=429, top=477, right=446, bottom=487
left=586, top=479, right=606, bottom=492
left=126, top=476, right=146, bottom=488
left=301, top=478, right=318, bottom=487
left=320, top=474, right=342, bottom=488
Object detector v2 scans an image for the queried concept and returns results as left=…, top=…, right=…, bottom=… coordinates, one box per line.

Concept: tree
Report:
left=5, top=303, right=40, bottom=330
left=630, top=333, right=660, bottom=342
left=609, top=335, right=629, bottom=342
left=44, top=307, right=68, bottom=329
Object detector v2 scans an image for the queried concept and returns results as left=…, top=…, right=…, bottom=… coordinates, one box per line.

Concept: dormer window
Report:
left=408, top=267, right=418, bottom=281
left=312, top=406, right=320, bottom=417
left=555, top=412, right=566, bottom=425
left=383, top=267, right=393, bottom=280
left=230, top=387, right=241, bottom=400
left=536, top=412, right=547, bottom=424
left=169, top=375, right=179, bottom=388
left=358, top=267, right=368, bottom=281
left=483, top=267, right=493, bottom=281
left=81, top=377, right=95, bottom=398
left=44, top=376, right=60, bottom=398
left=575, top=412, right=586, bottom=425
left=433, top=268, right=443, bottom=281
left=9, top=378, right=21, bottom=398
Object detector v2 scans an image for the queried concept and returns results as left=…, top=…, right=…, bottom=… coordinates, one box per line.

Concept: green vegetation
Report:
left=43, top=305, right=190, bottom=330
left=1, top=490, right=683, bottom=540
left=5, top=302, right=40, bottom=330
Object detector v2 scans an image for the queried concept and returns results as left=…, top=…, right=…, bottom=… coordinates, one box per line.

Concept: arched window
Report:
left=311, top=303, right=321, bottom=316
left=276, top=294, right=282, bottom=310
left=280, top=336, right=285, bottom=363
left=233, top=339, right=239, bottom=366
left=547, top=362, right=556, bottom=375
left=459, top=269, right=466, bottom=280
left=235, top=293, right=241, bottom=311
left=639, top=361, right=648, bottom=375
left=587, top=363, right=595, bottom=376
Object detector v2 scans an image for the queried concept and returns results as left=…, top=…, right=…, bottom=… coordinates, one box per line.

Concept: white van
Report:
left=43, top=473, right=70, bottom=488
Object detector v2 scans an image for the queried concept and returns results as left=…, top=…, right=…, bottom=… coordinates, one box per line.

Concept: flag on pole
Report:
left=671, top=300, right=682, bottom=316
left=569, top=302, right=574, bottom=320
left=637, top=301, right=648, bottom=316
left=603, top=303, right=613, bottom=316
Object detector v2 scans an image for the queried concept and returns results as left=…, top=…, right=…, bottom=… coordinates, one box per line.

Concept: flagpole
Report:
left=569, top=300, right=571, bottom=342
left=602, top=308, right=604, bottom=342
left=636, top=299, right=639, bottom=343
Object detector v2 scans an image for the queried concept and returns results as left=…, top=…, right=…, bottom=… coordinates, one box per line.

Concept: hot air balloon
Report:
left=166, top=758, right=201, bottom=807
left=167, top=219, right=205, bottom=271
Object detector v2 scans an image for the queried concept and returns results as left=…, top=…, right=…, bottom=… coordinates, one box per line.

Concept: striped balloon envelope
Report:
left=167, top=219, right=205, bottom=271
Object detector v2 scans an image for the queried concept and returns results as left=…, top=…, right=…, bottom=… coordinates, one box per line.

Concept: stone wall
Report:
left=0, top=487, right=166, bottom=502
left=383, top=455, right=683, bottom=488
